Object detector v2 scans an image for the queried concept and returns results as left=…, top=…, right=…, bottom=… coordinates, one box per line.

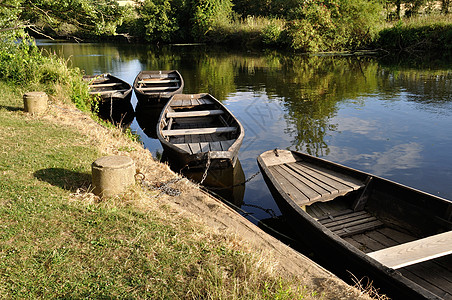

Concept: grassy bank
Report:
left=0, top=83, right=303, bottom=298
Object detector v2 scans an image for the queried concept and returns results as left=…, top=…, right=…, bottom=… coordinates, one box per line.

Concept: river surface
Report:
left=38, top=40, right=452, bottom=225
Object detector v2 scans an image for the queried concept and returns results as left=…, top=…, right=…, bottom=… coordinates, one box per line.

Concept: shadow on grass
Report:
left=0, top=104, right=23, bottom=112
left=34, top=168, right=92, bottom=192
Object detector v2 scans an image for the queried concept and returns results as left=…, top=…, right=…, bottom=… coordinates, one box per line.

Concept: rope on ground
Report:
left=135, top=172, right=182, bottom=197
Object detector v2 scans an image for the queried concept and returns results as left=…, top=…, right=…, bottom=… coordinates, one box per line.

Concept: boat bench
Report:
left=136, top=86, right=179, bottom=91
left=161, top=127, right=236, bottom=136
left=367, top=230, right=452, bottom=269
left=89, top=89, right=129, bottom=95
left=89, top=82, right=123, bottom=88
left=138, top=79, right=179, bottom=84
left=166, top=110, right=224, bottom=118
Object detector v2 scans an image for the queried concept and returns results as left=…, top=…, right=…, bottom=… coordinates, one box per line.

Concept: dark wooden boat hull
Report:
left=133, top=70, right=184, bottom=104
left=258, top=149, right=452, bottom=300
left=157, top=93, right=244, bottom=170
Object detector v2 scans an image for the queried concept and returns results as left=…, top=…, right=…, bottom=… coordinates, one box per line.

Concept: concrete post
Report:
left=23, top=92, right=48, bottom=114
left=91, top=156, right=135, bottom=198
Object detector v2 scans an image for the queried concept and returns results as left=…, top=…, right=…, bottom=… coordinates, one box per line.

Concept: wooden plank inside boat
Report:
left=367, top=231, right=452, bottom=269
left=161, top=127, right=236, bottom=136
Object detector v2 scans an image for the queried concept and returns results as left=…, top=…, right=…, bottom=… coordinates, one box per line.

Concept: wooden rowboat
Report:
left=258, top=149, right=452, bottom=299
left=83, top=74, right=134, bottom=126
left=83, top=73, right=132, bottom=103
left=133, top=70, right=184, bottom=104
left=157, top=93, right=244, bottom=170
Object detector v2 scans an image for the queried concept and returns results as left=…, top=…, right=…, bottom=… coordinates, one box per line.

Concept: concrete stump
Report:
left=92, top=156, right=135, bottom=198
left=23, top=92, right=48, bottom=114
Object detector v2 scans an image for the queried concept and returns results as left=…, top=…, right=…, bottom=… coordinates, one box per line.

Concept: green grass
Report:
left=0, top=82, right=322, bottom=299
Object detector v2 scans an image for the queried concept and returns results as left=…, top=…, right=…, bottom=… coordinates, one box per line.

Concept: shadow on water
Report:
left=96, top=100, right=135, bottom=128
left=135, top=102, right=166, bottom=139
left=34, top=168, right=92, bottom=191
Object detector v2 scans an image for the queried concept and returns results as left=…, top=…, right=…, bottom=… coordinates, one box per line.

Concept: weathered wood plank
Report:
left=333, top=220, right=384, bottom=238
left=281, top=164, right=333, bottom=197
left=166, top=110, right=224, bottom=118
left=200, top=142, right=210, bottom=153
left=220, top=140, right=234, bottom=151
left=209, top=141, right=222, bottom=151
left=136, top=86, right=179, bottom=91
left=273, top=165, right=321, bottom=201
left=174, top=143, right=191, bottom=154
left=138, top=79, right=179, bottom=84
left=269, top=166, right=310, bottom=204
left=89, top=89, right=129, bottom=95
left=161, top=127, right=236, bottom=136
left=286, top=162, right=340, bottom=194
left=189, top=143, right=202, bottom=154
left=294, top=161, right=363, bottom=191
left=171, top=100, right=183, bottom=107
left=321, top=211, right=374, bottom=228
left=367, top=231, right=452, bottom=269
left=89, top=82, right=123, bottom=88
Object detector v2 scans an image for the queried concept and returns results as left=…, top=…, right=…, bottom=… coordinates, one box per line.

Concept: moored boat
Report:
left=133, top=70, right=184, bottom=104
left=83, top=73, right=134, bottom=126
left=83, top=73, right=132, bottom=103
left=258, top=149, right=452, bottom=299
left=157, top=93, right=244, bottom=170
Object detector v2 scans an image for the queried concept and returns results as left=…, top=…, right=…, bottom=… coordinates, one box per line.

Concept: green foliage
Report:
left=281, top=0, right=383, bottom=52
left=190, top=0, right=233, bottom=39
left=140, top=0, right=180, bottom=42
left=377, top=20, right=452, bottom=51
left=19, top=0, right=126, bottom=37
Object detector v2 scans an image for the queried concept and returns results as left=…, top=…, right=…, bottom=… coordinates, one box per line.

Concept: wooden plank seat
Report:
left=318, top=210, right=384, bottom=238
left=136, top=86, right=179, bottom=91
left=166, top=110, right=224, bottom=118
left=161, top=127, right=236, bottom=136
left=89, top=82, right=123, bottom=88
left=367, top=231, right=452, bottom=269
left=268, top=161, right=364, bottom=207
left=89, top=89, right=129, bottom=95
left=138, top=79, right=179, bottom=84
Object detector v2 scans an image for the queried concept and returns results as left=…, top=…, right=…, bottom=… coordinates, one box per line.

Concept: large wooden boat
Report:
left=258, top=149, right=452, bottom=299
left=157, top=93, right=244, bottom=170
left=133, top=70, right=184, bottom=104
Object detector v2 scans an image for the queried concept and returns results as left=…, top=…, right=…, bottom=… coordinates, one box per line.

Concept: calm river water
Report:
left=38, top=40, right=452, bottom=225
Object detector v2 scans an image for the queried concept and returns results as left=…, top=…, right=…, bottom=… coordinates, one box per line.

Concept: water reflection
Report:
left=37, top=39, right=452, bottom=215
left=96, top=99, right=135, bottom=127
left=181, top=159, right=246, bottom=207
left=135, top=102, right=166, bottom=139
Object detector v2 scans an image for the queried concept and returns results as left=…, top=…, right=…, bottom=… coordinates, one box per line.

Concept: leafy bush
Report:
left=190, top=0, right=233, bottom=39
left=281, top=0, right=383, bottom=52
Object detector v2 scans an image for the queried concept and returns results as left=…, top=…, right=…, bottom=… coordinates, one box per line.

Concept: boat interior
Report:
left=269, top=156, right=452, bottom=298
left=85, top=75, right=130, bottom=96
left=136, top=72, right=181, bottom=94
left=160, top=95, right=240, bottom=155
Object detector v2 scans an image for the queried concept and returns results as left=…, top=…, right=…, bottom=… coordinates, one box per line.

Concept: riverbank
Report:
left=0, top=83, right=377, bottom=298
